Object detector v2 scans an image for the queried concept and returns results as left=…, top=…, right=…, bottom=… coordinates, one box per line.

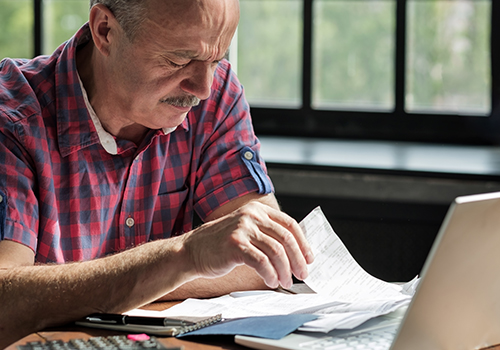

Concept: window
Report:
left=406, top=1, right=490, bottom=115
left=43, top=0, right=89, bottom=54
left=236, top=0, right=497, bottom=145
left=312, top=1, right=395, bottom=111
left=1, top=0, right=497, bottom=145
left=0, top=0, right=33, bottom=59
left=237, top=0, right=302, bottom=107
left=0, top=0, right=88, bottom=59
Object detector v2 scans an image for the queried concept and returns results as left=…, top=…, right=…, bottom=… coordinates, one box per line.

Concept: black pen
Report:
left=84, top=313, right=193, bottom=327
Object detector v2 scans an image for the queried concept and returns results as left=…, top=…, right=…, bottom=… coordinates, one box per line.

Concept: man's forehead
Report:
left=141, top=0, right=238, bottom=60
left=143, top=0, right=239, bottom=39
left=146, top=0, right=239, bottom=24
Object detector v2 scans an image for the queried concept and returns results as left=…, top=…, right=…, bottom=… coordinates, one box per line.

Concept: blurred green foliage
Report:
left=238, top=0, right=302, bottom=107
left=0, top=0, right=33, bottom=59
left=43, top=0, right=89, bottom=54
left=407, top=0, right=490, bottom=114
left=0, top=0, right=88, bottom=60
left=312, top=1, right=395, bottom=110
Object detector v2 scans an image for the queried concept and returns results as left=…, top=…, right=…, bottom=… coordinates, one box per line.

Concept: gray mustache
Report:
left=161, top=95, right=201, bottom=108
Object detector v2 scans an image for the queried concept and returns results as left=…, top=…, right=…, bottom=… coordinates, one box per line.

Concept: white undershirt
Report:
left=77, top=74, right=177, bottom=155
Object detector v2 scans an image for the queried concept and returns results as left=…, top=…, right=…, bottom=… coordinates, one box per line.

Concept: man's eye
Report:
left=167, top=59, right=188, bottom=69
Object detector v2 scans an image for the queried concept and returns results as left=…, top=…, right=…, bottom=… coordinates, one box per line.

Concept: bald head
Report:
left=145, top=0, right=239, bottom=49
left=89, top=0, right=239, bottom=42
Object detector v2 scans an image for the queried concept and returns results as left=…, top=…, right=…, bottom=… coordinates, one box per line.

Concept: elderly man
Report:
left=0, top=0, right=313, bottom=346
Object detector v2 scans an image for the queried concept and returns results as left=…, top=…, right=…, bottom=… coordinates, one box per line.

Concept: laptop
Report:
left=235, top=191, right=500, bottom=350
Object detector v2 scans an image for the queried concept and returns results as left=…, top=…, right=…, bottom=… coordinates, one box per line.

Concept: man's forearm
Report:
left=159, top=265, right=270, bottom=301
left=0, top=237, right=194, bottom=348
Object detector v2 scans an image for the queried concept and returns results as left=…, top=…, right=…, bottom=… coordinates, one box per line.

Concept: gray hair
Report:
left=89, top=0, right=149, bottom=40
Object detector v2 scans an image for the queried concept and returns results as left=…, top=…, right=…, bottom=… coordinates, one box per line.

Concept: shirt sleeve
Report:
left=0, top=124, right=39, bottom=252
left=192, top=60, right=274, bottom=220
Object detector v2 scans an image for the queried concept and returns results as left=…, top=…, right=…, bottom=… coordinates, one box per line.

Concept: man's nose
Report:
left=180, top=61, right=215, bottom=101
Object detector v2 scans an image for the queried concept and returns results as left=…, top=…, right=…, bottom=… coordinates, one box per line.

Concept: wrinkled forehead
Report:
left=152, top=0, right=240, bottom=26
left=145, top=0, right=239, bottom=48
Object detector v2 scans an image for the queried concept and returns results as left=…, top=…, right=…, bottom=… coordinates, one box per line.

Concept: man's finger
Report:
left=257, top=219, right=308, bottom=281
left=238, top=243, right=281, bottom=289
left=265, top=208, right=315, bottom=265
left=248, top=230, right=294, bottom=289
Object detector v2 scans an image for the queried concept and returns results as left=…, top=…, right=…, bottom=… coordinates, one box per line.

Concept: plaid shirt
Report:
left=0, top=24, right=272, bottom=263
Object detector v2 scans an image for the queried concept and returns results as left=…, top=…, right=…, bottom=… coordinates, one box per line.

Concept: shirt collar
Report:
left=78, top=74, right=179, bottom=155
left=56, top=23, right=189, bottom=157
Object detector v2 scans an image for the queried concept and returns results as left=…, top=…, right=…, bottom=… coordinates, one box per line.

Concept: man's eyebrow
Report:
left=170, top=50, right=229, bottom=61
left=171, top=51, right=198, bottom=59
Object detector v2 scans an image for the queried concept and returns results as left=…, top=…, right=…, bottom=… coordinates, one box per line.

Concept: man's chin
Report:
left=156, top=111, right=189, bottom=130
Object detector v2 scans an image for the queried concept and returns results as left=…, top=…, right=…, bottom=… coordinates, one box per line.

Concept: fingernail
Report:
left=300, top=267, right=309, bottom=280
left=270, top=277, right=279, bottom=289
left=306, top=250, right=315, bottom=263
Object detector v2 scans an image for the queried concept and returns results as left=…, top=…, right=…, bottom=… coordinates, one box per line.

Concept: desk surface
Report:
left=8, top=301, right=500, bottom=350
left=7, top=302, right=248, bottom=350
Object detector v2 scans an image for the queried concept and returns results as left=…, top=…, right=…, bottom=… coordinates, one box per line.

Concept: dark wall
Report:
left=275, top=194, right=447, bottom=282
left=195, top=157, right=500, bottom=283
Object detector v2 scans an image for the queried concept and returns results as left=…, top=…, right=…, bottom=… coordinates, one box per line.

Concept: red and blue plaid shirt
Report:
left=0, top=24, right=273, bottom=263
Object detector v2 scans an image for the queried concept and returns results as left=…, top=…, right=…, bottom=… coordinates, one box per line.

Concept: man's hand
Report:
left=181, top=201, right=314, bottom=289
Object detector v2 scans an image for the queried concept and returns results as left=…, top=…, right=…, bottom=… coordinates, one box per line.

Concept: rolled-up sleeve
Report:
left=192, top=61, right=274, bottom=220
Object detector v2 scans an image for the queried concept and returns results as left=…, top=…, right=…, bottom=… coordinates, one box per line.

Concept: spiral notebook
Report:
left=76, top=313, right=222, bottom=336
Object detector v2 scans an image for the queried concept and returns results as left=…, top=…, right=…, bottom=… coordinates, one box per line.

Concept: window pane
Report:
left=406, top=0, right=491, bottom=115
left=312, top=0, right=395, bottom=110
left=43, top=0, right=89, bottom=55
left=0, top=0, right=33, bottom=59
left=237, top=0, right=302, bottom=107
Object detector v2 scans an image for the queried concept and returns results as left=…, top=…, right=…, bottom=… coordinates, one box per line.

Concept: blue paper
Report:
left=177, top=314, right=318, bottom=339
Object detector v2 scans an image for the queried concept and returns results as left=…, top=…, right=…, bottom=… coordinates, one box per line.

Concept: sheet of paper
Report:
left=129, top=293, right=348, bottom=319
left=127, top=292, right=409, bottom=333
left=127, top=206, right=416, bottom=333
left=301, top=207, right=407, bottom=302
left=299, top=298, right=411, bottom=332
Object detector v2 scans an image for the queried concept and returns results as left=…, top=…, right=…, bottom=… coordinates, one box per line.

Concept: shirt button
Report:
left=126, top=217, right=135, bottom=228
left=244, top=151, right=254, bottom=160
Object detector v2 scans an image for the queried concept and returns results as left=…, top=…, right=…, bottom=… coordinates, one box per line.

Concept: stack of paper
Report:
left=128, top=207, right=419, bottom=333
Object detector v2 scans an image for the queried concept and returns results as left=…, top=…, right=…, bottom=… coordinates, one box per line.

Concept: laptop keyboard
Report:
left=298, top=328, right=396, bottom=350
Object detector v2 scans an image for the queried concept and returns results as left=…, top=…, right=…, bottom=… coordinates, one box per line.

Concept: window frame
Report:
left=249, top=0, right=500, bottom=145
left=34, top=0, right=42, bottom=57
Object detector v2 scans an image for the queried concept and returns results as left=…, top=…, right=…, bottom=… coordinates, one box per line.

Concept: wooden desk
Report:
left=7, top=302, right=248, bottom=350
left=7, top=301, right=500, bottom=350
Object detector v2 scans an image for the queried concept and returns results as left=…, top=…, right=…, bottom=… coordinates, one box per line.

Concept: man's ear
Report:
left=88, top=4, right=119, bottom=57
